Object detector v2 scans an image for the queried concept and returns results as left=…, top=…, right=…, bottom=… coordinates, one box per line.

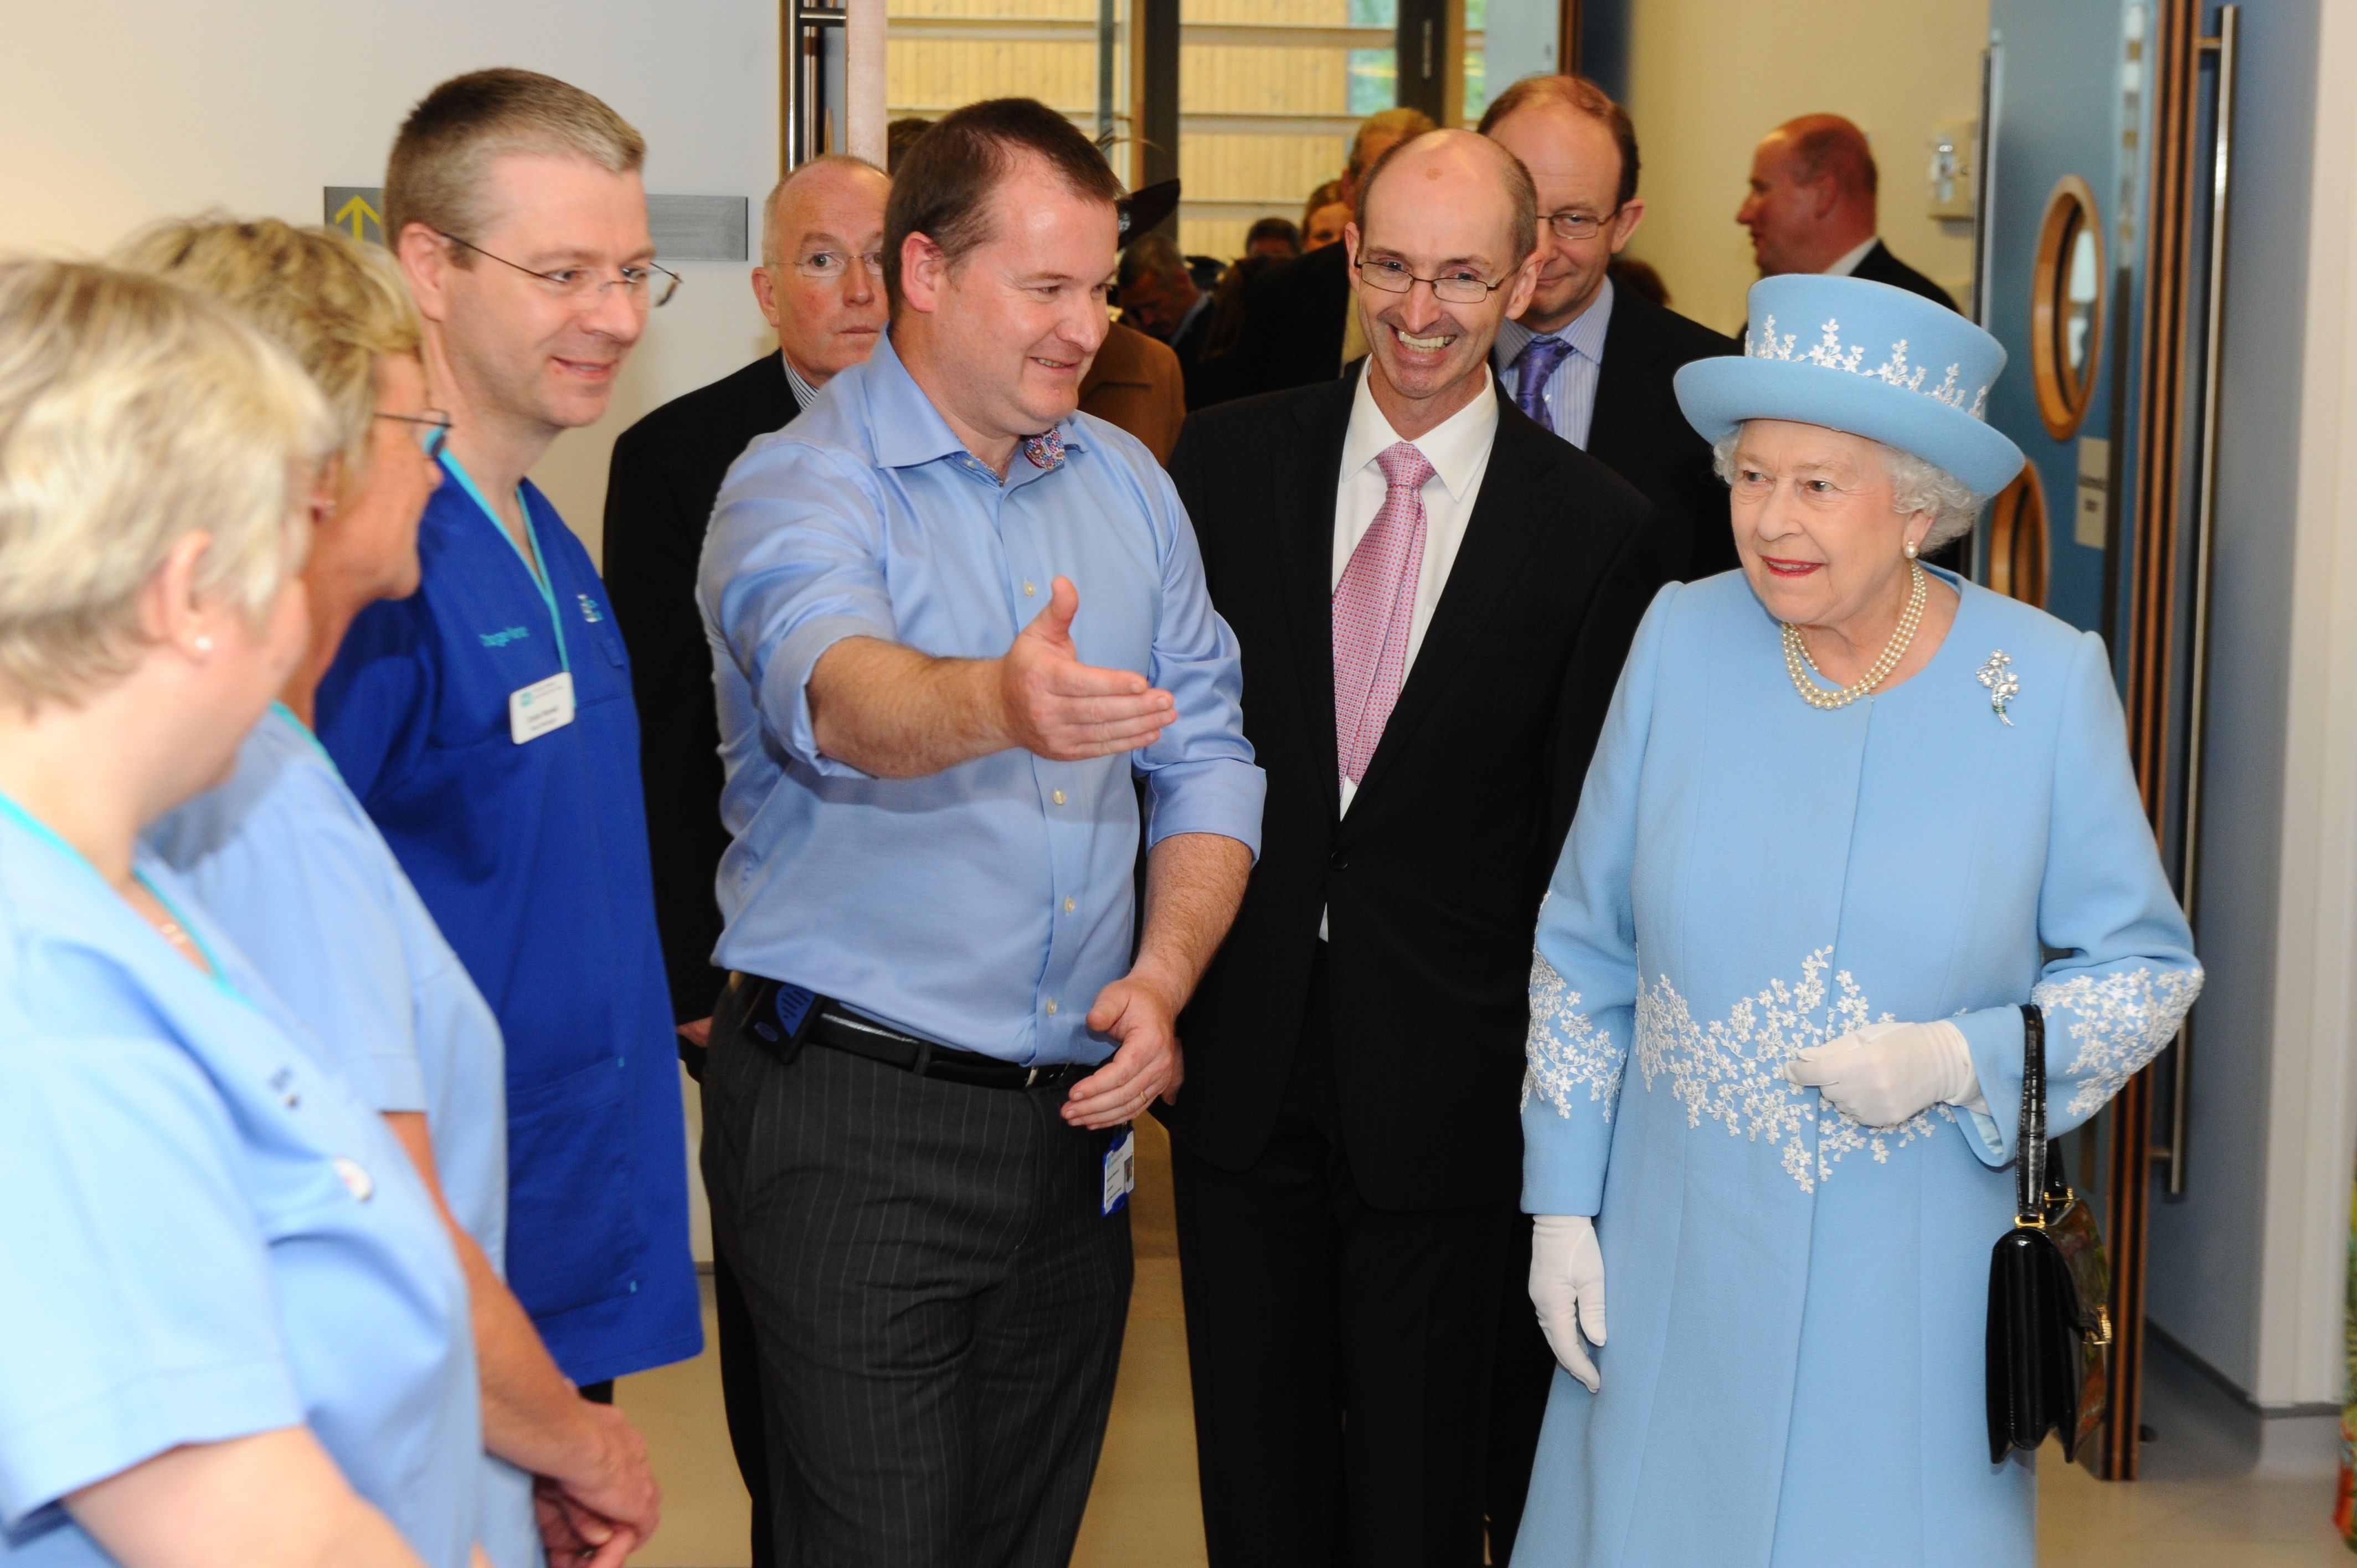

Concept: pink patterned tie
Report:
left=1333, top=441, right=1434, bottom=782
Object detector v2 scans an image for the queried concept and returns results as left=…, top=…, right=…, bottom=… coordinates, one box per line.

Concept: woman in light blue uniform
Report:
left=121, top=218, right=662, bottom=1568
left=0, top=261, right=480, bottom=1568
left=1512, top=277, right=2200, bottom=1566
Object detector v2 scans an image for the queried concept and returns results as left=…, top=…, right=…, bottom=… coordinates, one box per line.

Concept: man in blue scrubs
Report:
left=318, top=68, right=701, bottom=1398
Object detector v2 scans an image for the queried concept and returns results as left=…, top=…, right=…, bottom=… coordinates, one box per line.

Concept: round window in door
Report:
left=1986, top=462, right=2050, bottom=608
left=2031, top=176, right=2105, bottom=441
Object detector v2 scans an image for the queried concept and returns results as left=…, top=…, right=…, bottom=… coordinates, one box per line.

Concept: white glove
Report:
left=1783, top=1019, right=1984, bottom=1127
left=1530, top=1214, right=1607, bottom=1392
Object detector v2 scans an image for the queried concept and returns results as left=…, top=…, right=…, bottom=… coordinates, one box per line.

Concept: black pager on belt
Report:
left=747, top=978, right=824, bottom=1067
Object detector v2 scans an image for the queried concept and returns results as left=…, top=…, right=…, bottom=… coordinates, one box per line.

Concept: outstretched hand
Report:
left=1063, top=969, right=1184, bottom=1129
left=997, top=577, right=1175, bottom=762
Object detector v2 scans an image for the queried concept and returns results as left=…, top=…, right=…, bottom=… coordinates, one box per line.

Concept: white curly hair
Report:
left=1711, top=425, right=1984, bottom=551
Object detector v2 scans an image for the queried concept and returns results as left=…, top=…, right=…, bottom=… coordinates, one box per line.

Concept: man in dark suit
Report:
left=600, top=149, right=889, bottom=1568
left=1739, top=114, right=1957, bottom=311
left=1227, top=106, right=1437, bottom=399
left=1483, top=75, right=1741, bottom=584
left=1164, top=128, right=1673, bottom=1568
left=1118, top=232, right=1216, bottom=409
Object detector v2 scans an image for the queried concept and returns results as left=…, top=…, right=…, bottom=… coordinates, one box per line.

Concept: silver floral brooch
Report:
left=1976, top=649, right=2020, bottom=726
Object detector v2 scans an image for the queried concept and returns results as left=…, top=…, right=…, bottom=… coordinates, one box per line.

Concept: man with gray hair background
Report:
left=604, top=149, right=891, bottom=1568
left=1117, top=231, right=1212, bottom=407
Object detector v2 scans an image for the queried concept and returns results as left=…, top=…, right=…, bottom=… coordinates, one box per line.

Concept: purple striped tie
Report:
left=1514, top=335, right=1573, bottom=435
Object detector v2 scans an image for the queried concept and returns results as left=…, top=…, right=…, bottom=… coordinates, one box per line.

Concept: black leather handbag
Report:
left=1985, top=1003, right=2114, bottom=1463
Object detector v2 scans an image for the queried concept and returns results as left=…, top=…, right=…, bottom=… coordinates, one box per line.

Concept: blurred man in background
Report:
left=1738, top=113, right=1955, bottom=309
left=602, top=149, right=891, bottom=1568
left=1230, top=105, right=1438, bottom=396
left=1244, top=216, right=1303, bottom=259
left=1481, top=75, right=1739, bottom=584
left=1119, top=231, right=1213, bottom=408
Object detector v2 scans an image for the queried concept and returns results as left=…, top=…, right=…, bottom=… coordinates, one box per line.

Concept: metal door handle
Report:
left=2166, top=3, right=2238, bottom=1197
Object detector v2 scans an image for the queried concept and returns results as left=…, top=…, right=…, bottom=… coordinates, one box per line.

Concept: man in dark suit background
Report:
left=1482, top=75, right=1741, bottom=584
left=1738, top=113, right=1957, bottom=311
left=1117, top=232, right=1216, bottom=409
left=1164, top=128, right=1672, bottom=1568
left=1227, top=106, right=1437, bottom=399
left=600, top=148, right=889, bottom=1568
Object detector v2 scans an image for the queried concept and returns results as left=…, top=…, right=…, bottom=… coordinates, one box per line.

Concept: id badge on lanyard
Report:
left=442, top=452, right=576, bottom=745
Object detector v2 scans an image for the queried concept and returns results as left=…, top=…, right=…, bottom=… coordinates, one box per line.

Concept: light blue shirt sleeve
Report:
left=146, top=718, right=427, bottom=1113
left=705, top=443, right=899, bottom=781
left=1135, top=464, right=1264, bottom=858
left=0, top=1030, right=302, bottom=1528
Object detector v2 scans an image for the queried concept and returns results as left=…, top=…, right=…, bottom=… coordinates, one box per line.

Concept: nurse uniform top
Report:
left=146, top=705, right=539, bottom=1568
left=1512, top=574, right=2201, bottom=1568
left=316, top=453, right=700, bottom=1385
left=0, top=799, right=481, bottom=1568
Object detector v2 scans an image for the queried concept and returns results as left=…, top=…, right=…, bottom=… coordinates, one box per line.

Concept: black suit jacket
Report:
left=1228, top=239, right=1353, bottom=400
left=1585, top=288, right=1742, bottom=581
left=1169, top=301, right=1216, bottom=410
left=1851, top=240, right=1957, bottom=312
left=1163, top=373, right=1674, bottom=1210
left=603, top=353, right=798, bottom=1023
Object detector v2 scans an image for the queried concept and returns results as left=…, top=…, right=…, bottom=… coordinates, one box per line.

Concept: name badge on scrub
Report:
left=1102, top=1127, right=1136, bottom=1216
left=508, top=670, right=575, bottom=744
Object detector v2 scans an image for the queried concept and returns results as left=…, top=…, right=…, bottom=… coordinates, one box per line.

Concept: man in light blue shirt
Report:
left=698, top=97, right=1261, bottom=1567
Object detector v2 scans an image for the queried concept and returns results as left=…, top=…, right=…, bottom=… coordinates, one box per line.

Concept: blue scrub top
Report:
left=0, top=803, right=480, bottom=1568
left=316, top=460, right=701, bottom=1385
left=145, top=706, right=541, bottom=1568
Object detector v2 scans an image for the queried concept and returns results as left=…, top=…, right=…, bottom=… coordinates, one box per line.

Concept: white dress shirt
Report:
left=1825, top=236, right=1881, bottom=277
left=1330, top=365, right=1500, bottom=818
left=1493, top=275, right=1615, bottom=449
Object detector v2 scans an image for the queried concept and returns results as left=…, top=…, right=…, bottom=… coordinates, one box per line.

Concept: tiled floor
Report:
left=620, top=1120, right=2343, bottom=1566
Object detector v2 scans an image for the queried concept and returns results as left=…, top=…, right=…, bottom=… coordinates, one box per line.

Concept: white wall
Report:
left=1618, top=0, right=1989, bottom=337
left=0, top=0, right=783, bottom=565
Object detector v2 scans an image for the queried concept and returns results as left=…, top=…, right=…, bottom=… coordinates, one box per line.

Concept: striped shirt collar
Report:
left=1494, top=274, right=1615, bottom=376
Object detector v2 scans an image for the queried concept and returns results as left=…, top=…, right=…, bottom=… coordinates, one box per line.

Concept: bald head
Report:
left=1346, top=130, right=1540, bottom=440
left=1357, top=128, right=1538, bottom=267
left=754, top=154, right=892, bottom=386
left=761, top=154, right=891, bottom=267
left=1738, top=114, right=1878, bottom=277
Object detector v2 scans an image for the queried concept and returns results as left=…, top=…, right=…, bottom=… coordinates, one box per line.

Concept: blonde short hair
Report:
left=0, top=261, right=332, bottom=705
left=385, top=68, right=645, bottom=251
left=115, top=215, right=420, bottom=468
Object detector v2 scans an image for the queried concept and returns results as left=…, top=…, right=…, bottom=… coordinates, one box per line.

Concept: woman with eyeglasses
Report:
left=122, top=216, right=665, bottom=1568
left=0, top=259, right=481, bottom=1568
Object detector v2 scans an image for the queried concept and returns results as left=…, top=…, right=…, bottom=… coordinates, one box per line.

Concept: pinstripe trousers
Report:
left=700, top=1002, right=1134, bottom=1568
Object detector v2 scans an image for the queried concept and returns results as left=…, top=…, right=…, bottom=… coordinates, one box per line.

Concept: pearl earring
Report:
left=1904, top=540, right=1918, bottom=560
left=193, top=635, right=214, bottom=654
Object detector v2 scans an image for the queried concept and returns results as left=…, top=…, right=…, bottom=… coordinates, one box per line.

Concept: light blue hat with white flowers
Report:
left=1674, top=274, right=2025, bottom=496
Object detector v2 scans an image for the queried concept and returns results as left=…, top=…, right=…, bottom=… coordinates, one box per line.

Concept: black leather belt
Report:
left=725, top=972, right=1095, bottom=1092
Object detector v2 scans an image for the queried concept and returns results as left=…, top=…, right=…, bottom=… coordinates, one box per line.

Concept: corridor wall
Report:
left=0, top=0, right=783, bottom=565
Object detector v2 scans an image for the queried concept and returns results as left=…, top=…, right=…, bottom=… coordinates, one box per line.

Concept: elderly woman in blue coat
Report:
left=1511, top=275, right=2200, bottom=1568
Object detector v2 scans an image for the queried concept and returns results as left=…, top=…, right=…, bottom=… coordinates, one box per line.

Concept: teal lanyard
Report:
left=0, top=790, right=241, bottom=995
left=271, top=701, right=337, bottom=769
left=441, top=450, right=570, bottom=674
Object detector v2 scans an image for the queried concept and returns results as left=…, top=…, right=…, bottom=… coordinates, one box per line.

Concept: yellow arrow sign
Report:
left=333, top=194, right=381, bottom=243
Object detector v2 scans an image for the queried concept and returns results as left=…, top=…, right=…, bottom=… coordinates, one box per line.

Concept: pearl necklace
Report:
left=1781, top=562, right=1927, bottom=710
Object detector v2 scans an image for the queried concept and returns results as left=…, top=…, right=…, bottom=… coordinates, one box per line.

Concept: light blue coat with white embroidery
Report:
left=1511, top=568, right=2199, bottom=1568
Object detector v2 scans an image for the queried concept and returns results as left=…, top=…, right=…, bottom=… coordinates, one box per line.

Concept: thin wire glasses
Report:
left=791, top=249, right=886, bottom=281
left=1543, top=205, right=1624, bottom=242
left=436, top=230, right=681, bottom=308
left=376, top=409, right=452, bottom=462
left=1356, top=256, right=1509, bottom=306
